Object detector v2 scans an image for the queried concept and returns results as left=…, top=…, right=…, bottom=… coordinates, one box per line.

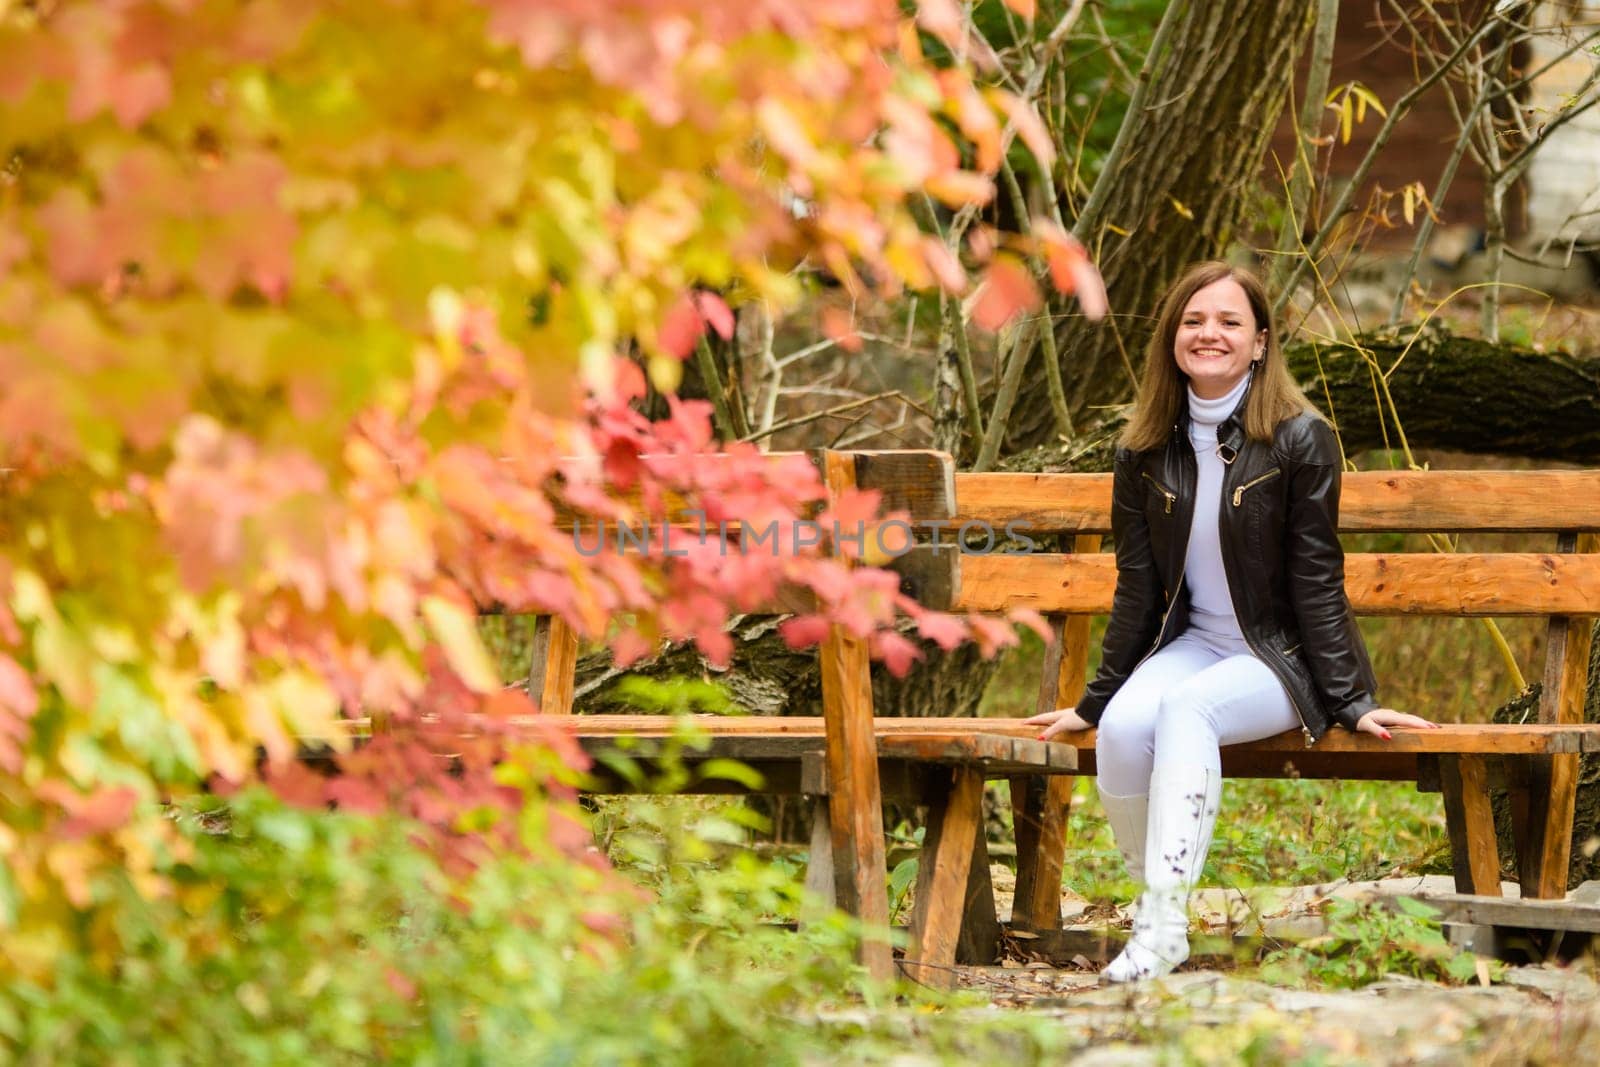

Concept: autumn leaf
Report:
left=971, top=255, right=1041, bottom=331
left=1035, top=222, right=1108, bottom=321
left=421, top=594, right=501, bottom=694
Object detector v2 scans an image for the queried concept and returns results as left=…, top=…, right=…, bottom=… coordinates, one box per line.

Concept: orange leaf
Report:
left=991, top=89, right=1056, bottom=169
left=920, top=235, right=968, bottom=294
left=1036, top=222, right=1107, bottom=320
left=821, top=306, right=863, bottom=353
left=971, top=256, right=1040, bottom=331
left=925, top=170, right=994, bottom=208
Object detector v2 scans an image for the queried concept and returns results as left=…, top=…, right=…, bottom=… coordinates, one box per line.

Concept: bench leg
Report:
left=903, top=766, right=984, bottom=989
left=1439, top=754, right=1502, bottom=896
left=956, top=828, right=1001, bottom=965
left=1009, top=774, right=1073, bottom=931
left=1511, top=753, right=1579, bottom=900
left=803, top=795, right=836, bottom=910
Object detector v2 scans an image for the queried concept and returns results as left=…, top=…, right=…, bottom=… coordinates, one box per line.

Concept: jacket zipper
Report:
left=1217, top=467, right=1315, bottom=744
left=1131, top=558, right=1187, bottom=677
left=1230, top=467, right=1281, bottom=507
left=1142, top=472, right=1176, bottom=514
left=1131, top=461, right=1189, bottom=671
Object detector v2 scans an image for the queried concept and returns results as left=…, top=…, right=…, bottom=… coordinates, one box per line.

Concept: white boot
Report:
left=1097, top=784, right=1148, bottom=885
left=1102, top=763, right=1221, bottom=984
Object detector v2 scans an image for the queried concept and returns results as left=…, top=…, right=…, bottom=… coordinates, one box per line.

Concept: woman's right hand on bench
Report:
left=1023, top=707, right=1093, bottom=740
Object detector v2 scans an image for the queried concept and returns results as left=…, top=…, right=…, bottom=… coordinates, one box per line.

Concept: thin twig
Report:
left=1272, top=9, right=1506, bottom=321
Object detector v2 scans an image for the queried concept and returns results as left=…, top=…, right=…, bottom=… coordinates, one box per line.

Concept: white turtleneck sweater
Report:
left=1184, top=375, right=1251, bottom=645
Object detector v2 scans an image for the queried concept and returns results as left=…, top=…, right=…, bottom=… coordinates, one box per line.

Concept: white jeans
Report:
left=1095, top=629, right=1300, bottom=797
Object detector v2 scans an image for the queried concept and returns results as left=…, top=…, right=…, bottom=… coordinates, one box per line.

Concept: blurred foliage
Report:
left=1259, top=896, right=1498, bottom=989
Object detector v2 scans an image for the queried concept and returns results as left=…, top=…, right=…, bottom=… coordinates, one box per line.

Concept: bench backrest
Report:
left=535, top=454, right=1600, bottom=716
left=845, top=457, right=1600, bottom=750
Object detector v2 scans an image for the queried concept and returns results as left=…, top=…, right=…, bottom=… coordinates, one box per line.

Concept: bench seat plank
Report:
left=529, top=715, right=1600, bottom=754
left=570, top=726, right=1076, bottom=774
left=1049, top=723, right=1600, bottom=755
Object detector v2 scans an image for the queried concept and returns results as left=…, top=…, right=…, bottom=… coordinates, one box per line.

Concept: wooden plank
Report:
left=1057, top=536, right=1102, bottom=704
left=349, top=715, right=1600, bottom=758
left=954, top=552, right=1600, bottom=616
left=1054, top=723, right=1600, bottom=756
left=1440, top=754, right=1504, bottom=896
left=1522, top=531, right=1599, bottom=899
left=851, top=451, right=956, bottom=522
left=817, top=449, right=893, bottom=982
left=803, top=796, right=834, bottom=909
left=903, top=766, right=984, bottom=989
left=527, top=615, right=579, bottom=714
left=1404, top=893, right=1600, bottom=933
left=954, top=470, right=1600, bottom=535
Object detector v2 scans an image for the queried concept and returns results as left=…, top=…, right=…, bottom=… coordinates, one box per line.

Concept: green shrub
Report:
left=1257, top=897, right=1497, bottom=989
left=0, top=785, right=884, bottom=1066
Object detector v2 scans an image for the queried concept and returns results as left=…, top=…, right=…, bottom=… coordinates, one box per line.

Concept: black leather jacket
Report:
left=1075, top=404, right=1379, bottom=743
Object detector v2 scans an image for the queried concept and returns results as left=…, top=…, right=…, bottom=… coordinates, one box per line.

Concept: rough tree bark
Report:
left=1003, top=0, right=1317, bottom=451
left=1284, top=330, right=1600, bottom=464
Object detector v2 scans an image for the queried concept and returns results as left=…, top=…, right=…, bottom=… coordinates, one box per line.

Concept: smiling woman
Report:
left=1173, top=277, right=1263, bottom=399
left=1024, top=261, right=1437, bottom=984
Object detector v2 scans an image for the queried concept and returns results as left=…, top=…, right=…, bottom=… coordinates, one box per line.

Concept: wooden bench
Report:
left=528, top=454, right=1600, bottom=986
left=949, top=466, right=1600, bottom=904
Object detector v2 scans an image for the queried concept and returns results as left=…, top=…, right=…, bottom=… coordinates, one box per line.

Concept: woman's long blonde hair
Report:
left=1119, top=261, right=1317, bottom=451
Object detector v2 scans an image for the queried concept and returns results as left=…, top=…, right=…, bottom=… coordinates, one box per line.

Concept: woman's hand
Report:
left=1022, top=707, right=1093, bottom=741
left=1354, top=707, right=1439, bottom=740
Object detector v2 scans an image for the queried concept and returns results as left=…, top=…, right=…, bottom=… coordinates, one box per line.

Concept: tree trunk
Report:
left=573, top=617, right=998, bottom=721
left=1284, top=330, right=1600, bottom=464
left=1004, top=0, right=1317, bottom=451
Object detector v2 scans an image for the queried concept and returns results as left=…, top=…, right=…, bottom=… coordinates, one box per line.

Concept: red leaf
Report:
left=820, top=306, right=863, bottom=353
left=1037, top=222, right=1107, bottom=320
left=1007, top=606, right=1054, bottom=644
left=967, top=614, right=1021, bottom=657
left=872, top=630, right=921, bottom=677
left=110, top=64, right=172, bottom=129
left=656, top=293, right=704, bottom=359
left=972, top=256, right=1041, bottom=331
left=992, top=89, right=1054, bottom=169
left=0, top=653, right=38, bottom=720
left=692, top=291, right=735, bottom=340
left=920, top=236, right=967, bottom=294
left=914, top=611, right=966, bottom=651
left=57, top=786, right=139, bottom=838
left=778, top=615, right=831, bottom=649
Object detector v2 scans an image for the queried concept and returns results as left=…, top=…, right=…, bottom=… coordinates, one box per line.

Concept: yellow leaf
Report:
left=647, top=353, right=683, bottom=393
left=421, top=595, right=500, bottom=693
left=1352, top=83, right=1388, bottom=118
left=1403, top=184, right=1416, bottom=226
left=1340, top=95, right=1353, bottom=144
left=1169, top=196, right=1193, bottom=220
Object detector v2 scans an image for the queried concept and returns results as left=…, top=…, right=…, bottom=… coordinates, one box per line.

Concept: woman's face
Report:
left=1172, top=277, right=1265, bottom=400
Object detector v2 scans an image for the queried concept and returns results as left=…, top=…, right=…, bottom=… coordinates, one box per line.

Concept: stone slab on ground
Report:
left=948, top=963, right=1600, bottom=1065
